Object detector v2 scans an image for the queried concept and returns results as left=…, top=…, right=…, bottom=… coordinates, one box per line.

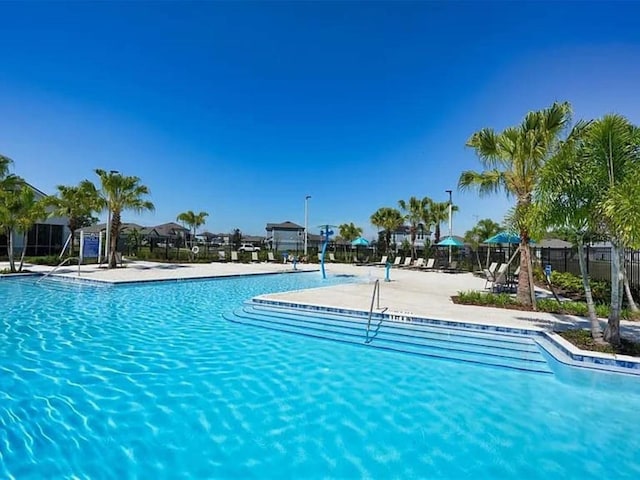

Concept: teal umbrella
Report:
left=484, top=231, right=521, bottom=244
left=437, top=236, right=464, bottom=247
left=351, top=237, right=369, bottom=246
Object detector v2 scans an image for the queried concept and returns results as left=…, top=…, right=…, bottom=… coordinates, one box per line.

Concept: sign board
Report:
left=83, top=235, right=100, bottom=258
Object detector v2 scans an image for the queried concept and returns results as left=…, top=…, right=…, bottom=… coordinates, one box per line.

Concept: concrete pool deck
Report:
left=7, top=258, right=639, bottom=340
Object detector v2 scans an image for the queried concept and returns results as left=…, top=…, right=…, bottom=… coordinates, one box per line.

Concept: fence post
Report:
left=564, top=247, right=568, bottom=272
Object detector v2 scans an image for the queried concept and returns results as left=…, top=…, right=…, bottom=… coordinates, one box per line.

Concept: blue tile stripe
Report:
left=250, top=298, right=640, bottom=373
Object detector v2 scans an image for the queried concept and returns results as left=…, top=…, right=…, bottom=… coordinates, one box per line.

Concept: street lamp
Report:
left=445, top=189, right=453, bottom=265
left=105, top=170, right=119, bottom=266
left=304, top=195, right=311, bottom=256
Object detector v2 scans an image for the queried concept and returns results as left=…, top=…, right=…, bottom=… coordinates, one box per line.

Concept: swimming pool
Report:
left=2, top=273, right=639, bottom=479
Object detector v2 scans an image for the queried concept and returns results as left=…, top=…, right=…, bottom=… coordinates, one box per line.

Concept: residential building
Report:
left=378, top=224, right=432, bottom=250
left=0, top=182, right=69, bottom=257
left=265, top=221, right=323, bottom=252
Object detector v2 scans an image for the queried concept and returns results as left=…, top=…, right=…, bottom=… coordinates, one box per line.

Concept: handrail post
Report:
left=365, top=279, right=380, bottom=343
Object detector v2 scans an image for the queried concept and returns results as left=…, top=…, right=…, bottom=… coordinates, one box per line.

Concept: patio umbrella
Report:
left=484, top=231, right=521, bottom=244
left=436, top=236, right=464, bottom=247
left=351, top=237, right=369, bottom=246
left=351, top=237, right=369, bottom=262
left=483, top=231, right=532, bottom=268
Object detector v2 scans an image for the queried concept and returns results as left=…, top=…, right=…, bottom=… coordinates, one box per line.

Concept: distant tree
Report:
left=231, top=228, right=242, bottom=251
left=464, top=218, right=501, bottom=269
left=45, top=180, right=100, bottom=256
left=0, top=185, right=47, bottom=272
left=95, top=169, right=154, bottom=268
left=399, top=196, right=431, bottom=259
left=370, top=207, right=404, bottom=255
left=176, top=210, right=209, bottom=248
left=339, top=222, right=363, bottom=260
left=429, top=200, right=459, bottom=244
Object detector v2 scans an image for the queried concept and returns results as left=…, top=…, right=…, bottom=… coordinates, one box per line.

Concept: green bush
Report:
left=25, top=255, right=60, bottom=266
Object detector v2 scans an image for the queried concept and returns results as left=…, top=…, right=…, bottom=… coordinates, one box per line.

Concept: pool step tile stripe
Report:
left=245, top=304, right=539, bottom=352
left=223, top=307, right=552, bottom=375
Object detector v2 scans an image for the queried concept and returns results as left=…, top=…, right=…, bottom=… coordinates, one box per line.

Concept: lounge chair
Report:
left=329, top=253, right=337, bottom=262
left=442, top=261, right=459, bottom=273
left=231, top=251, right=239, bottom=262
left=251, top=252, right=259, bottom=262
left=491, top=264, right=509, bottom=291
left=318, top=253, right=323, bottom=262
left=217, top=251, right=226, bottom=262
left=411, top=258, right=425, bottom=269
left=392, top=257, right=403, bottom=267
left=400, top=257, right=413, bottom=268
left=424, top=258, right=435, bottom=270
left=267, top=252, right=276, bottom=262
left=488, top=262, right=498, bottom=275
left=376, top=255, right=388, bottom=266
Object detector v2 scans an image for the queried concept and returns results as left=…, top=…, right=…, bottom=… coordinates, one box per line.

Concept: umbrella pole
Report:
left=486, top=245, right=490, bottom=269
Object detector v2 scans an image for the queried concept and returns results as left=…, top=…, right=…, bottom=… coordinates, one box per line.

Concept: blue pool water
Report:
left=1, top=273, right=640, bottom=479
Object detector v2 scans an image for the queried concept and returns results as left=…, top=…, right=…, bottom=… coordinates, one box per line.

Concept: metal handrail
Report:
left=365, top=279, right=380, bottom=344
left=36, top=257, right=79, bottom=283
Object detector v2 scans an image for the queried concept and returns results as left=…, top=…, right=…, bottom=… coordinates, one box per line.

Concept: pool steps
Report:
left=223, top=302, right=553, bottom=374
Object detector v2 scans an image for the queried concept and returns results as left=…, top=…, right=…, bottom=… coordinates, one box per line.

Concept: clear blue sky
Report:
left=1, top=1, right=639, bottom=239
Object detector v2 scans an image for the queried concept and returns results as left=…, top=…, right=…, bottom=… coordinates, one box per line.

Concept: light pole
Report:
left=304, top=195, right=311, bottom=257
left=445, top=189, right=453, bottom=265
left=105, top=170, right=119, bottom=266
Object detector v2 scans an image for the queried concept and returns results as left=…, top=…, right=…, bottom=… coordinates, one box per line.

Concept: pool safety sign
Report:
left=81, top=233, right=100, bottom=259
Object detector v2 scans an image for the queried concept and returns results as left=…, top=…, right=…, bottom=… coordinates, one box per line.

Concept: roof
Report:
left=153, top=222, right=190, bottom=236
left=266, top=221, right=304, bottom=231
left=539, top=238, right=573, bottom=248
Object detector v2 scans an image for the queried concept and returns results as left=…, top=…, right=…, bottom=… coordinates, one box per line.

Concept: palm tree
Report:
left=459, top=101, right=573, bottom=308
left=0, top=155, right=25, bottom=272
left=370, top=207, right=404, bottom=255
left=177, top=210, right=209, bottom=249
left=95, top=169, right=155, bottom=268
left=463, top=218, right=501, bottom=269
left=46, top=180, right=100, bottom=256
left=429, top=200, right=459, bottom=244
left=535, top=121, right=605, bottom=344
left=14, top=186, right=47, bottom=272
left=339, top=222, right=363, bottom=260
left=581, top=115, right=640, bottom=344
left=398, top=196, right=431, bottom=260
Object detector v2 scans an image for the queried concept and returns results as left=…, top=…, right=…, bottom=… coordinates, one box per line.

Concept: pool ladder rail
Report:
left=36, top=257, right=80, bottom=283
left=365, top=279, right=384, bottom=344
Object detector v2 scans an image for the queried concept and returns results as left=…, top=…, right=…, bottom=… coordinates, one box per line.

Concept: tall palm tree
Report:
left=370, top=207, right=404, bottom=255
left=177, top=210, right=209, bottom=248
left=581, top=115, right=640, bottom=344
left=459, top=101, right=573, bottom=308
left=398, top=196, right=430, bottom=260
left=0, top=155, right=25, bottom=271
left=535, top=121, right=605, bottom=344
left=95, top=169, right=155, bottom=268
left=46, top=180, right=100, bottom=256
left=339, top=222, right=363, bottom=260
left=429, top=200, right=459, bottom=244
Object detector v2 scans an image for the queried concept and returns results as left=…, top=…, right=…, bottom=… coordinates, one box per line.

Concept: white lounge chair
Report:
left=424, top=258, right=435, bottom=270
left=392, top=257, right=403, bottom=267
left=377, top=255, right=388, bottom=266
left=267, top=252, right=276, bottom=262
left=411, top=258, right=425, bottom=269
left=218, top=251, right=226, bottom=262
left=400, top=257, right=413, bottom=268
left=251, top=252, right=259, bottom=262
left=329, top=253, right=336, bottom=262
left=231, top=251, right=239, bottom=262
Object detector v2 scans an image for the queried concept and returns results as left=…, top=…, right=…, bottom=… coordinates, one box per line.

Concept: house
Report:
left=379, top=224, right=432, bottom=250
left=0, top=182, right=70, bottom=257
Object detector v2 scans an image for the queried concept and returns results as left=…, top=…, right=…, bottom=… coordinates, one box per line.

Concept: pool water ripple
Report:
left=2, top=273, right=640, bottom=478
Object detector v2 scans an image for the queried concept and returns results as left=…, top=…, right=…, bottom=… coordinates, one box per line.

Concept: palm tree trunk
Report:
left=516, top=239, right=536, bottom=309
left=109, top=210, right=121, bottom=269
left=623, top=267, right=639, bottom=312
left=604, top=242, right=624, bottom=345
left=435, top=224, right=441, bottom=244
left=18, top=232, right=28, bottom=272
left=576, top=238, right=604, bottom=344
left=8, top=229, right=16, bottom=272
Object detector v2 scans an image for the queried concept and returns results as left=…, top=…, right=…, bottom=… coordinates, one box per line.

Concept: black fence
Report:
left=463, top=245, right=640, bottom=290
